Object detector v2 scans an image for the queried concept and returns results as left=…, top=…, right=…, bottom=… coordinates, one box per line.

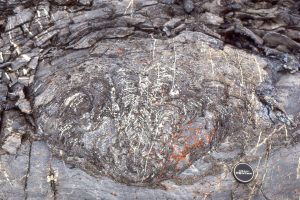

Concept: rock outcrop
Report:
left=0, top=0, right=299, bottom=199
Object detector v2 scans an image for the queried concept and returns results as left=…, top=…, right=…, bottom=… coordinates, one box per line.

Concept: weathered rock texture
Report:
left=0, top=0, right=299, bottom=199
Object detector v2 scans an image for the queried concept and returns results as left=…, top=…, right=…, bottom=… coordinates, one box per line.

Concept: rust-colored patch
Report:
left=169, top=129, right=203, bottom=162
left=188, top=126, right=194, bottom=132
left=195, top=127, right=201, bottom=134
left=168, top=121, right=216, bottom=172
left=116, top=47, right=125, bottom=56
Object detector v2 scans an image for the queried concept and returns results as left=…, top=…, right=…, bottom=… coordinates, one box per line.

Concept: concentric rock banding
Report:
left=0, top=0, right=299, bottom=198
left=32, top=32, right=270, bottom=184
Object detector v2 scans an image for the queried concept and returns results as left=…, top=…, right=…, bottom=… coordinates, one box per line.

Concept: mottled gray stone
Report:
left=26, top=141, right=52, bottom=199
left=11, top=54, right=32, bottom=70
left=199, top=12, right=224, bottom=26
left=78, top=0, right=92, bottom=6
left=16, top=98, right=32, bottom=114
left=18, top=77, right=30, bottom=86
left=72, top=8, right=113, bottom=24
left=34, top=30, right=59, bottom=47
left=0, top=83, right=8, bottom=101
left=183, top=0, right=194, bottom=13
left=0, top=141, right=30, bottom=200
left=0, top=110, right=31, bottom=146
left=0, top=52, right=4, bottom=63
left=32, top=30, right=298, bottom=191
left=260, top=145, right=300, bottom=199
left=275, top=73, right=300, bottom=118
left=160, top=0, right=175, bottom=5
left=164, top=18, right=183, bottom=29
left=5, top=8, right=34, bottom=31
left=2, top=72, right=10, bottom=84
left=0, top=0, right=299, bottom=199
left=1, top=133, right=22, bottom=154
left=27, top=56, right=39, bottom=70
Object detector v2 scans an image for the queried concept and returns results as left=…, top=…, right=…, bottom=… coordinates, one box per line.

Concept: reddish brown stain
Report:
left=116, top=47, right=124, bottom=56
left=168, top=122, right=216, bottom=172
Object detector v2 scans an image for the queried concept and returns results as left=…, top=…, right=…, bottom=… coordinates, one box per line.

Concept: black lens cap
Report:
left=233, top=163, right=254, bottom=183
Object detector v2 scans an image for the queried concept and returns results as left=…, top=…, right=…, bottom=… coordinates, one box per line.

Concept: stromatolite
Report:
left=0, top=0, right=299, bottom=198
left=32, top=32, right=272, bottom=185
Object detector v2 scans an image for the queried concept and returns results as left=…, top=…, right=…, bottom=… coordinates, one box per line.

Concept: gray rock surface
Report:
left=0, top=0, right=299, bottom=199
left=33, top=31, right=274, bottom=185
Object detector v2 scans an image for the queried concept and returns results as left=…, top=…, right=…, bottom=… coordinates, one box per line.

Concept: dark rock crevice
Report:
left=24, top=141, right=32, bottom=200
